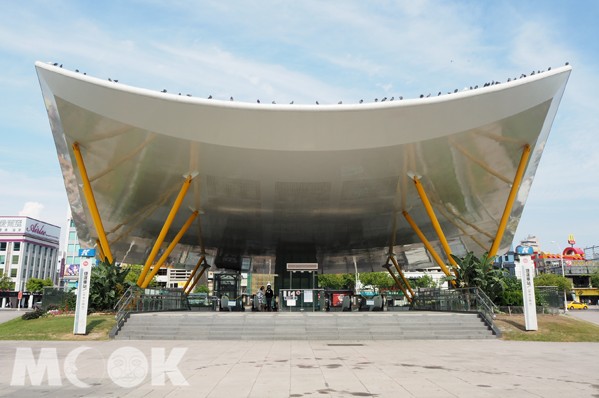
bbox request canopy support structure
[137,174,195,286]
[402,211,456,287]
[382,263,411,303]
[411,176,459,270]
[488,144,531,259]
[185,261,211,295]
[141,210,199,288]
[72,142,114,264]
[183,254,206,293]
[388,255,415,299]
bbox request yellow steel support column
[488,144,531,259]
[389,255,415,298]
[403,211,456,287]
[412,176,458,269]
[141,210,198,288]
[137,175,194,286]
[382,263,411,303]
[72,142,114,264]
[95,239,106,263]
[182,255,206,292]
[186,263,211,294]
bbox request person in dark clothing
[265,283,274,311]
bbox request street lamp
[551,241,568,313]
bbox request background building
[0,216,60,307]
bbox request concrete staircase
[114,311,497,340]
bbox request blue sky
[1,1,598,255]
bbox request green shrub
[21,309,45,320]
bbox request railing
[110,286,190,338]
[411,287,501,336]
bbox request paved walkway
[0,339,597,397]
[566,305,599,326]
[0,309,29,324]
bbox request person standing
[265,283,274,311]
[255,286,265,311]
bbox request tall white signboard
[518,252,538,331]
[73,249,95,335]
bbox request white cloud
[18,201,44,219]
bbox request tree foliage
[408,274,437,289]
[534,273,572,292]
[0,274,15,291]
[317,273,355,290]
[89,261,130,311]
[447,252,507,302]
[359,272,394,292]
[497,275,523,306]
[193,284,210,293]
[123,264,156,287]
[26,277,53,293]
[591,269,599,289]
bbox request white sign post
[73,255,94,335]
[519,255,538,331]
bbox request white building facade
[0,216,60,292]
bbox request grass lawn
[0,314,115,341]
[495,313,599,342]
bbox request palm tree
[445,252,506,303]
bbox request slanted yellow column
[383,263,412,303]
[137,175,194,286]
[182,255,206,292]
[141,210,198,288]
[72,142,113,264]
[389,255,415,298]
[412,176,459,270]
[186,263,211,294]
[488,144,531,259]
[403,211,456,287]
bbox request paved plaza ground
[0,338,598,397]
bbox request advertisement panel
[0,217,60,244]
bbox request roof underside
[35,62,571,273]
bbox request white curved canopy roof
[36,62,570,272]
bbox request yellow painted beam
[95,239,106,263]
[72,142,114,264]
[383,263,411,303]
[389,255,415,298]
[488,144,531,259]
[403,211,456,287]
[137,175,194,286]
[412,177,458,269]
[142,210,198,288]
[186,263,211,295]
[182,255,206,292]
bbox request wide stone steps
[114,311,497,340]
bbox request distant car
[568,301,588,310]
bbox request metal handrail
[411,287,501,336]
[110,286,190,338]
